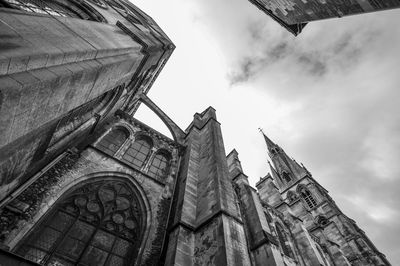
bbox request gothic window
[300,187,317,209]
[16,180,145,265]
[122,136,152,169]
[0,0,106,22]
[148,152,170,179]
[97,128,129,156]
[282,171,292,182]
[275,223,294,258]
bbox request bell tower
[257,131,391,266]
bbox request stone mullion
[114,136,134,160]
[142,147,157,172]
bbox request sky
[131,0,400,263]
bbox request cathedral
[0,0,394,265]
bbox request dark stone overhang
[249,0,307,36]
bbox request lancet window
[0,0,105,21]
[122,136,152,169]
[97,128,129,156]
[300,187,317,209]
[15,179,145,265]
[148,152,170,179]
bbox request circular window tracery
[16,179,146,265]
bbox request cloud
[132,0,400,264]
[186,1,400,263]
[227,24,379,86]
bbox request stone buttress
[164,107,251,266]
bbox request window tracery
[148,152,170,179]
[97,128,129,156]
[16,180,145,265]
[122,136,152,169]
[299,186,317,209]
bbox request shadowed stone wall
[0,0,175,204]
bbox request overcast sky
[132,0,400,263]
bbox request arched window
[0,0,106,22]
[282,171,292,182]
[16,179,145,265]
[122,136,152,169]
[300,187,317,209]
[148,152,170,179]
[275,223,294,258]
[97,128,129,156]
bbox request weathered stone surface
[0,2,391,266]
[249,0,400,35]
[0,1,174,205]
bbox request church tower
[257,132,391,266]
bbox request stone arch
[96,125,131,156]
[297,184,318,209]
[133,132,155,147]
[154,148,172,159]
[147,149,172,180]
[11,172,151,265]
[121,133,153,170]
[138,94,185,143]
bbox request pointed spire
[258,128,277,150]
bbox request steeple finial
[258,128,277,150]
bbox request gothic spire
[259,128,278,152]
[260,129,309,188]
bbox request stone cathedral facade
[0,0,392,266]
